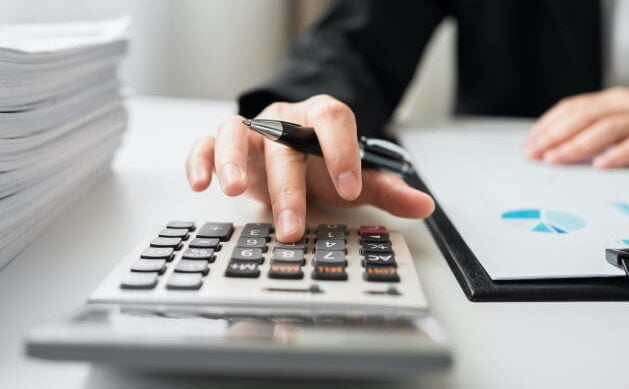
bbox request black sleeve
[238,0,449,137]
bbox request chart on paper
[501,209,586,234]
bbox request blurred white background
[0,0,455,124]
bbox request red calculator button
[359,226,388,235]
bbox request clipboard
[405,164,629,302]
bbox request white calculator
[26,222,451,378]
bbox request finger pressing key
[264,140,307,242]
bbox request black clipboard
[404,170,629,302]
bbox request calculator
[26,222,451,378]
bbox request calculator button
[317,224,347,233]
[236,237,268,251]
[360,241,393,254]
[225,262,260,278]
[197,222,234,241]
[274,237,307,251]
[362,253,396,267]
[167,221,196,231]
[316,229,346,240]
[244,223,274,232]
[150,237,183,250]
[359,226,388,235]
[131,259,167,273]
[360,233,390,243]
[159,228,190,240]
[166,273,204,290]
[241,225,271,240]
[182,248,215,261]
[141,247,174,260]
[312,265,348,281]
[268,264,304,279]
[120,272,159,289]
[313,250,347,266]
[315,239,346,252]
[175,259,209,274]
[231,248,264,263]
[271,249,305,265]
[364,266,400,282]
[189,237,220,249]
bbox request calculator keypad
[119,222,404,292]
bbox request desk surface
[1,96,627,389]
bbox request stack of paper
[0,18,130,267]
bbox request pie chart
[500,209,586,234]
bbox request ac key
[363,253,396,267]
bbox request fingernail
[336,170,361,200]
[219,163,242,188]
[278,209,300,237]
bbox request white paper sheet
[401,122,629,280]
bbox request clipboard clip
[606,248,629,276]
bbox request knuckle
[266,101,290,117]
[308,96,351,122]
[271,186,302,209]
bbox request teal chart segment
[501,209,587,234]
[612,202,629,216]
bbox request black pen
[242,119,415,176]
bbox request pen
[242,118,415,177]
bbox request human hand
[185,94,435,242]
[524,87,629,168]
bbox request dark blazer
[238,0,601,137]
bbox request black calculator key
[182,248,215,261]
[312,265,348,281]
[197,222,234,241]
[120,272,159,289]
[362,253,396,267]
[141,247,174,260]
[313,250,347,266]
[189,237,220,249]
[317,224,347,233]
[158,228,189,240]
[316,229,346,240]
[361,241,393,254]
[231,247,264,263]
[241,224,272,239]
[167,221,196,231]
[271,249,305,265]
[225,262,260,278]
[360,233,390,243]
[315,239,346,252]
[166,273,204,290]
[244,222,274,232]
[364,266,400,282]
[131,259,167,273]
[274,237,307,251]
[150,237,183,250]
[236,237,268,251]
[175,259,209,274]
[268,264,304,279]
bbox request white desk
[1,96,627,389]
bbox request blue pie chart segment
[501,209,586,234]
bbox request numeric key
[313,250,346,266]
[167,221,196,231]
[236,237,268,252]
[231,247,264,263]
[120,272,159,289]
[166,273,204,290]
[150,237,183,250]
[158,228,190,240]
[315,239,346,252]
[271,249,305,265]
[175,259,209,274]
[316,229,346,240]
[131,259,167,273]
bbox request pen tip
[242,119,252,127]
